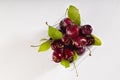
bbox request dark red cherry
[76,47,85,55]
[51,40,64,51]
[86,35,95,46]
[63,48,74,61]
[61,35,71,46]
[81,25,92,35]
[73,36,87,48]
[66,25,79,38]
[52,51,63,63]
[60,18,72,28]
[60,18,72,33]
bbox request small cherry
[81,25,93,35]
[52,51,63,63]
[61,35,71,46]
[60,18,72,33]
[63,48,74,62]
[86,35,95,46]
[66,25,79,38]
[51,40,64,51]
[73,36,87,48]
[76,47,85,55]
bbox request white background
[0,0,120,80]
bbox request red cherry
[66,25,79,38]
[81,25,93,35]
[76,47,85,55]
[73,36,87,48]
[61,35,71,46]
[52,51,63,63]
[86,35,95,46]
[60,18,72,33]
[51,40,64,51]
[63,48,74,61]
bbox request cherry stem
[87,47,92,56]
[31,45,40,47]
[65,8,68,17]
[73,62,78,77]
[40,38,48,41]
[53,23,58,27]
[46,22,50,26]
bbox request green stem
[31,45,40,47]
[40,38,48,41]
[73,62,78,77]
[65,8,68,17]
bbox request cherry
[51,40,64,51]
[81,25,92,35]
[61,35,71,46]
[86,35,95,46]
[73,36,87,48]
[63,48,74,61]
[60,18,72,33]
[52,51,63,63]
[66,25,79,38]
[76,47,85,55]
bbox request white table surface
[0,0,120,80]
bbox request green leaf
[73,51,78,61]
[92,34,102,46]
[38,40,51,52]
[60,59,70,68]
[48,26,63,40]
[68,5,81,25]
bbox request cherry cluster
[51,18,94,63]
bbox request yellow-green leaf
[68,5,81,25]
[38,40,51,52]
[60,59,70,68]
[92,34,102,46]
[73,51,78,61]
[48,26,63,40]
